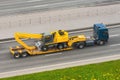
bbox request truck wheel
[22,52,28,57]
[14,53,21,59]
[57,44,64,49]
[78,44,84,49]
[97,40,105,45]
[41,46,48,51]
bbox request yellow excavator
[10,30,86,58]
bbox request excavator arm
[15,32,43,50]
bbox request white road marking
[27,0,43,2]
[0,0,82,14]
[32,4,48,8]
[0,39,28,44]
[45,53,62,56]
[0,40,16,43]
[0,54,120,78]
[110,44,120,47]
[109,34,120,38]
[0,3,47,12]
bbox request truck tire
[41,46,48,51]
[72,42,78,49]
[97,40,105,45]
[78,43,85,49]
[22,52,28,58]
[57,44,64,49]
[14,53,21,59]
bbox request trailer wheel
[57,44,64,49]
[22,52,28,57]
[72,42,78,49]
[41,46,48,51]
[14,53,21,59]
[78,43,84,49]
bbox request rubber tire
[22,52,28,58]
[72,42,78,49]
[57,44,64,49]
[41,46,48,51]
[78,44,84,49]
[97,40,105,45]
[14,53,21,59]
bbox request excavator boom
[15,32,43,50]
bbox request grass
[0,59,120,80]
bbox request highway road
[0,26,120,78]
[0,0,120,16]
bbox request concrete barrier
[0,4,120,29]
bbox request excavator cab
[42,30,68,43]
[42,34,54,43]
[52,30,69,43]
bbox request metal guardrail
[0,23,120,42]
[67,23,120,32]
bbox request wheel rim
[14,53,20,58]
[22,53,27,57]
[100,41,104,45]
[78,45,84,49]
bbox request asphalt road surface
[0,26,120,76]
[0,0,120,16]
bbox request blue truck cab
[93,23,109,45]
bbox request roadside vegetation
[0,60,120,80]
